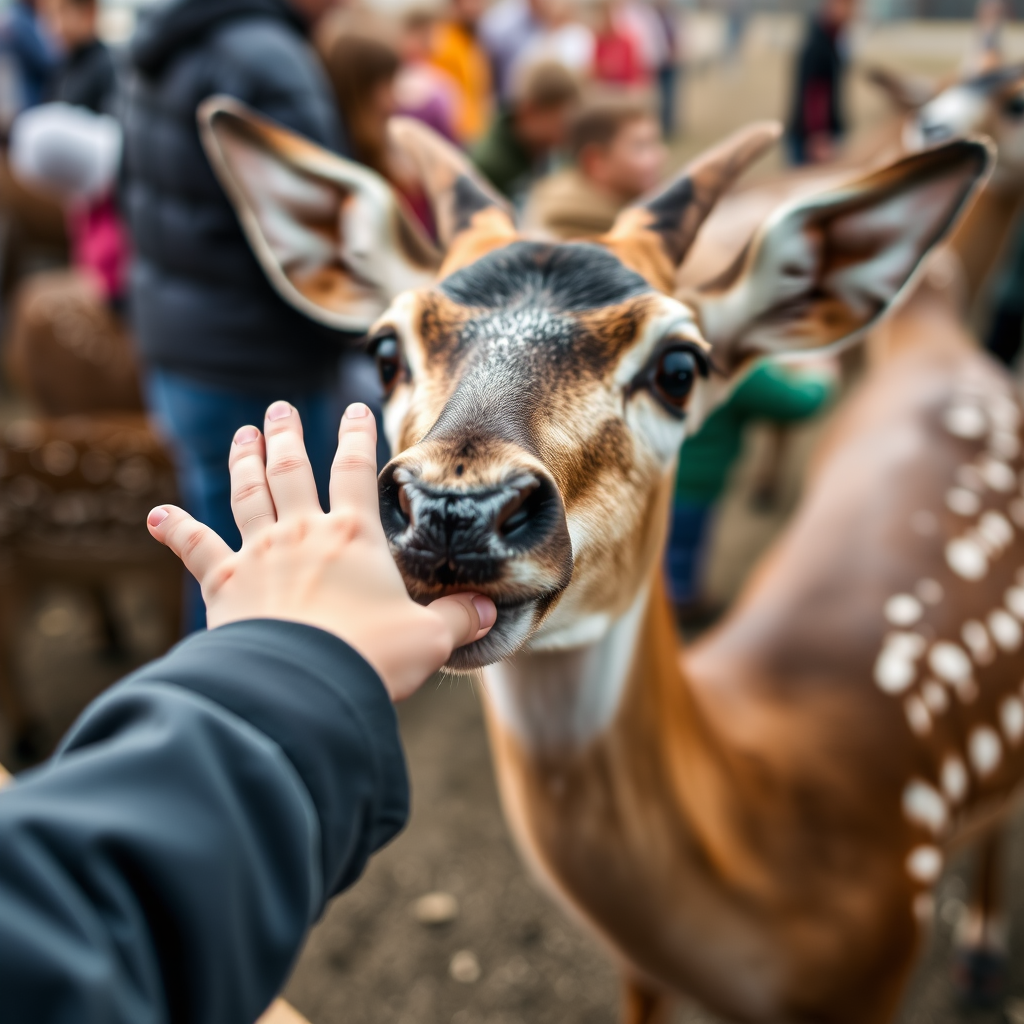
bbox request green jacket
[675,361,834,505]
[471,110,534,203]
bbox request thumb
[428,593,498,651]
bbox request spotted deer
[0,413,180,762]
[201,97,996,1023]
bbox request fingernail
[472,595,497,631]
[345,403,370,420]
[148,507,169,528]
[267,401,292,421]
[234,426,259,445]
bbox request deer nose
[920,119,953,143]
[378,466,561,584]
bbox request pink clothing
[594,30,646,85]
[67,193,129,302]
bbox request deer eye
[643,343,707,417]
[369,332,403,397]
[1004,92,1024,119]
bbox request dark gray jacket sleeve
[0,620,407,1024]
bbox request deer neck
[481,580,655,755]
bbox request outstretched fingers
[229,425,277,542]
[263,401,322,519]
[329,404,381,519]
[148,505,233,588]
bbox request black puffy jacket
[122,0,350,391]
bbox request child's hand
[148,402,496,702]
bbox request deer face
[200,101,990,669]
[900,65,1024,187]
[371,243,706,664]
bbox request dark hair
[513,60,582,112]
[569,95,655,158]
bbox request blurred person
[523,94,665,238]
[395,8,461,145]
[1,402,497,1024]
[965,0,1006,75]
[430,0,493,144]
[650,0,680,137]
[472,58,580,203]
[120,0,350,632]
[0,0,57,135]
[6,103,139,412]
[785,0,857,166]
[479,0,545,99]
[41,0,115,114]
[592,1,646,88]
[317,16,436,236]
[666,360,837,619]
[508,0,594,87]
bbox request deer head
[872,63,1024,188]
[201,99,990,670]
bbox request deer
[200,97,999,1024]
[0,413,181,763]
[673,59,1024,1002]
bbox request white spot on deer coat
[981,457,1016,493]
[962,621,995,665]
[1000,697,1024,745]
[946,537,989,580]
[917,579,944,605]
[905,696,931,736]
[941,755,968,802]
[886,594,924,627]
[989,609,1022,651]
[944,404,987,439]
[906,845,944,884]
[947,488,981,516]
[875,632,927,695]
[978,511,1014,554]
[929,642,973,685]
[923,680,949,714]
[969,725,1003,777]
[1006,587,1024,621]
[902,779,948,835]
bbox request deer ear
[604,121,781,286]
[386,116,517,275]
[198,96,442,333]
[863,65,936,111]
[692,139,993,372]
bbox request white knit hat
[10,102,123,203]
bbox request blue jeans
[664,500,713,605]
[146,369,341,632]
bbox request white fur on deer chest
[483,583,650,751]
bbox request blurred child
[472,59,580,203]
[431,0,493,145]
[395,8,460,145]
[666,360,837,620]
[523,95,665,239]
[41,0,115,114]
[317,15,437,236]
